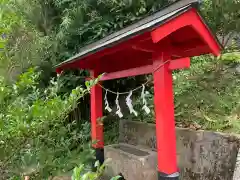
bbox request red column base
[118,173,126,180]
[158,171,179,180]
[95,148,104,165]
[92,148,104,171]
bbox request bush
[0,68,100,179]
[72,161,121,180]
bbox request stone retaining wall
[115,120,240,180]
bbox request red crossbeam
[169,57,190,70]
[100,57,190,81]
[100,65,153,81]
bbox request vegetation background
[0,0,239,179]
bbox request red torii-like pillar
[56,0,222,179]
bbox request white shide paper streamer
[104,90,112,112]
[141,84,150,114]
[126,91,138,117]
[115,93,123,118]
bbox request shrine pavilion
[56,0,222,179]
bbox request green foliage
[172,55,240,132]
[221,52,240,63]
[54,0,171,54]
[72,161,105,180]
[0,0,175,80]
[201,0,240,47]
[0,68,100,179]
[0,0,23,49]
[72,160,121,180]
[0,0,58,80]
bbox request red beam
[169,57,190,70]
[100,64,153,81]
[131,39,158,53]
[99,57,190,81]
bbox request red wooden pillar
[153,54,179,180]
[90,70,104,166]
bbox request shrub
[0,68,100,179]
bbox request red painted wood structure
[56,0,222,179]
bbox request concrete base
[118,120,240,180]
[104,143,157,180]
[50,120,240,180]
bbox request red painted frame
[151,8,220,56]
[56,7,222,178]
[90,70,104,149]
[153,53,178,174]
[100,57,190,81]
